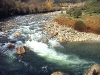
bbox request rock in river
[16,46,30,55]
[42,38,48,43]
[7,44,15,49]
[14,31,21,37]
[51,71,69,75]
[83,64,100,75]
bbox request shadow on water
[0,51,74,75]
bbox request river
[0,12,100,75]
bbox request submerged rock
[51,71,69,75]
[7,44,15,49]
[83,64,100,75]
[42,38,48,43]
[16,46,30,55]
[9,40,16,43]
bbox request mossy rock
[74,21,87,32]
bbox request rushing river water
[0,12,100,75]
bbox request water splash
[25,40,92,66]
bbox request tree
[45,0,53,9]
[67,7,82,18]
[83,0,100,14]
[0,0,16,18]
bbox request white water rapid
[0,12,95,75]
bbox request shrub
[66,7,82,18]
[66,7,75,17]
[83,0,100,14]
[74,21,87,32]
[73,8,82,18]
[96,27,100,33]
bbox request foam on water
[49,39,64,48]
[0,42,16,60]
[0,12,95,74]
[25,40,92,66]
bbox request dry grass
[54,17,77,27]
[83,15,100,29]
[54,13,100,34]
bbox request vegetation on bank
[54,0,100,34]
[0,0,61,19]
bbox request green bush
[73,8,82,18]
[74,21,87,32]
[83,0,100,14]
[66,7,75,17]
[67,7,82,18]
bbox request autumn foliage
[45,1,53,9]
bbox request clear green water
[0,13,100,75]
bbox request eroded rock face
[83,64,100,75]
[51,71,69,75]
[16,46,30,55]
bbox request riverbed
[0,12,100,75]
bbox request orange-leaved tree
[45,0,53,9]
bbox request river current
[0,12,100,75]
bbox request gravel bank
[43,19,100,42]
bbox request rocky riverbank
[43,19,100,42]
[51,64,100,75]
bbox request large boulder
[83,64,100,75]
[16,46,30,55]
[14,31,21,37]
[51,71,69,75]
[23,46,30,52]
